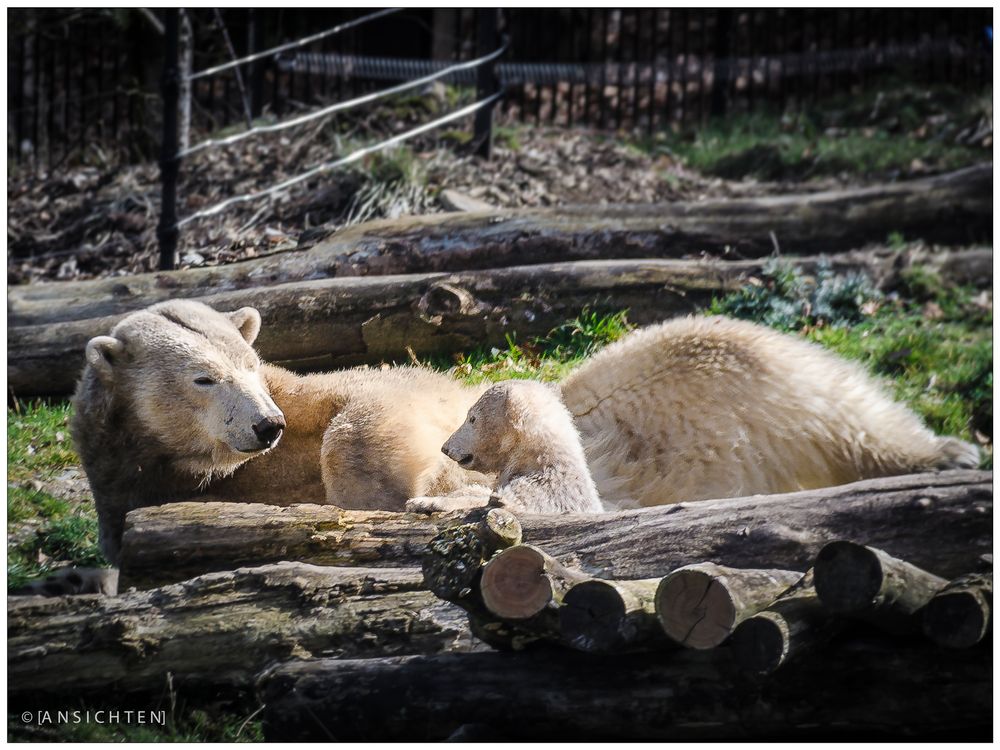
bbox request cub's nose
[252,415,286,447]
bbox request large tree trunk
[8,563,473,699]
[7,245,992,397]
[258,637,992,741]
[7,163,991,327]
[118,471,991,590]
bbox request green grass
[7,399,106,589]
[636,81,991,181]
[425,307,634,385]
[7,400,77,483]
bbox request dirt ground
[7,117,836,284]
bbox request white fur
[561,315,979,508]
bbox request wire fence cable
[187,8,401,82]
[176,90,503,228]
[179,39,509,158]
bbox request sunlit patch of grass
[7,399,78,483]
[426,307,636,385]
[7,398,106,588]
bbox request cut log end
[922,588,991,649]
[656,569,737,649]
[814,540,884,613]
[559,580,630,652]
[480,546,552,620]
[731,612,791,675]
[482,508,523,550]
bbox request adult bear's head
[75,300,286,483]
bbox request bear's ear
[226,307,261,345]
[85,336,125,385]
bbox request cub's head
[442,380,564,473]
[79,300,285,480]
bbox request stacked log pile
[9,471,991,740]
[262,511,992,741]
[6,163,992,396]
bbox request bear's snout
[252,414,286,448]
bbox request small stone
[439,189,493,213]
[181,252,206,267]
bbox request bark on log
[8,563,473,698]
[730,569,843,675]
[655,563,802,649]
[921,572,993,649]
[558,578,667,653]
[480,544,591,620]
[814,541,948,633]
[259,636,992,741]
[9,163,991,326]
[119,471,991,590]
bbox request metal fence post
[710,9,733,118]
[157,8,180,271]
[247,9,265,118]
[474,8,500,159]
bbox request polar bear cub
[407,380,604,514]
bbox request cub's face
[83,301,285,479]
[442,384,513,474]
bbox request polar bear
[561,315,979,508]
[410,315,981,515]
[69,301,977,569]
[408,380,604,515]
[71,299,489,565]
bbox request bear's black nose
[252,415,286,447]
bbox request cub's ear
[85,336,125,385]
[226,307,261,345]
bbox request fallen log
[921,572,993,649]
[8,562,473,698]
[4,257,752,397]
[814,541,947,633]
[480,544,590,620]
[730,569,843,675]
[9,163,991,326]
[259,636,992,741]
[558,578,666,653]
[655,563,802,649]
[10,244,993,397]
[119,471,992,590]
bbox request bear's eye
[194,376,216,386]
[468,415,476,424]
